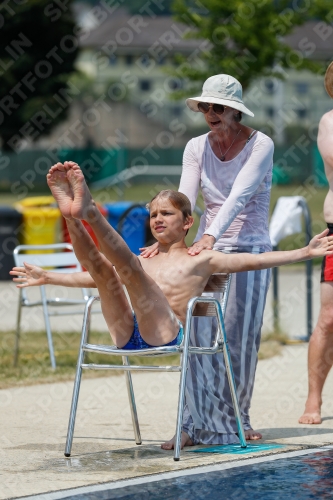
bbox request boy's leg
[46,166,134,346]
[67,219,136,347]
[47,162,180,347]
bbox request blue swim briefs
[121,314,183,350]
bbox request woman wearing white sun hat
[142,74,274,448]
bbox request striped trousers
[183,250,271,445]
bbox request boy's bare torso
[318,110,333,223]
[139,248,213,324]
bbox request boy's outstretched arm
[208,229,333,274]
[10,263,97,288]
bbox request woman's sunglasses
[197,102,226,114]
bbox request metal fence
[0,143,327,193]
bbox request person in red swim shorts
[299,62,333,425]
[321,224,333,282]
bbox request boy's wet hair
[147,190,192,219]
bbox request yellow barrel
[15,196,61,252]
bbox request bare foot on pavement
[245,429,262,440]
[161,431,194,450]
[299,406,322,424]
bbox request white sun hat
[186,74,254,117]
[324,61,333,98]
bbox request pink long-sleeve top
[179,131,274,251]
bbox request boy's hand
[10,263,46,288]
[308,228,333,257]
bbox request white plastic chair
[64,273,247,461]
[13,243,92,369]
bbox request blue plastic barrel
[104,202,150,254]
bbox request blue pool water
[62,448,333,500]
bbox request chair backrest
[13,243,86,302]
[193,273,231,317]
[13,243,82,272]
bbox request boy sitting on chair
[11,161,333,446]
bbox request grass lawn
[0,329,181,389]
[0,327,284,389]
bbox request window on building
[139,54,151,68]
[125,55,133,66]
[140,79,151,91]
[109,55,117,65]
[172,106,182,117]
[264,79,276,94]
[296,108,307,119]
[295,82,308,94]
[266,106,275,118]
[168,78,183,91]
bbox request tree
[0,0,79,151]
[171,0,333,93]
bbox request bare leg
[48,162,180,347]
[67,219,136,346]
[47,164,134,346]
[161,432,194,450]
[299,282,333,424]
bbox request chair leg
[217,305,247,448]
[13,289,22,367]
[122,356,142,445]
[64,356,84,457]
[174,319,192,461]
[40,285,56,369]
[64,297,94,457]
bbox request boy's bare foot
[47,163,74,219]
[63,162,96,221]
[245,429,262,440]
[161,431,194,450]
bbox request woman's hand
[10,262,46,287]
[139,241,159,258]
[188,235,216,256]
[308,228,333,258]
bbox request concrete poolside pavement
[1,343,333,500]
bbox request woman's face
[201,103,236,132]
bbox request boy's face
[149,198,192,243]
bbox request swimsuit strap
[246,130,257,143]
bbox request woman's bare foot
[245,429,262,440]
[47,163,74,219]
[161,431,194,450]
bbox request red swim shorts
[321,223,333,282]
